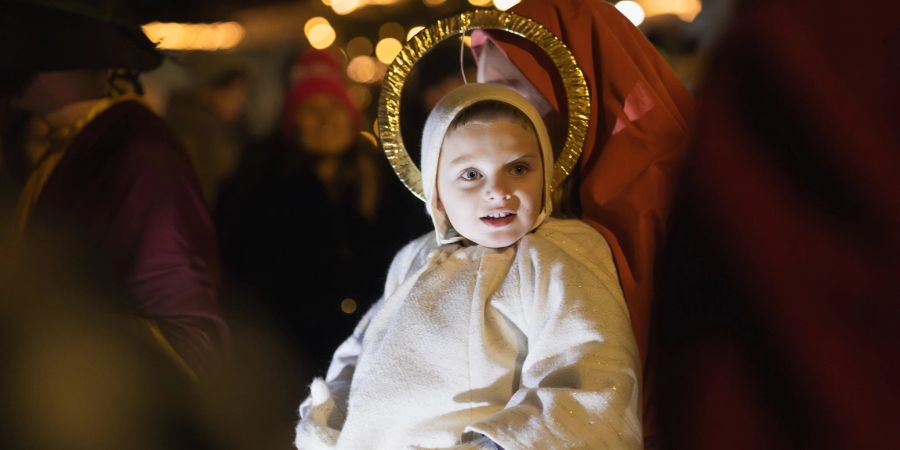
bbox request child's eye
[510,164,529,176]
[460,169,482,181]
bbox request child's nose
[485,179,513,201]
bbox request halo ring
[377,9,590,200]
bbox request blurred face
[294,94,354,156]
[209,79,249,123]
[437,118,544,248]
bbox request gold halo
[377,9,590,201]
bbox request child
[295,83,642,449]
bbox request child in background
[296,83,642,449]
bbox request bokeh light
[423,0,447,6]
[303,16,328,36]
[493,0,521,10]
[375,37,403,64]
[142,22,245,51]
[347,36,374,58]
[340,298,358,314]
[641,0,703,21]
[467,0,493,7]
[615,1,646,26]
[331,0,361,15]
[307,22,337,49]
[347,55,385,83]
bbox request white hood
[420,83,555,245]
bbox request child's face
[437,118,544,248]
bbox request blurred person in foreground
[651,0,900,449]
[0,0,227,377]
[0,243,221,450]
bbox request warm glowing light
[144,22,184,47]
[304,16,328,36]
[615,1,645,26]
[219,22,244,48]
[467,0,493,7]
[406,26,425,41]
[375,37,402,64]
[378,22,405,40]
[142,21,245,51]
[331,0,361,15]
[423,0,446,6]
[347,55,385,83]
[307,22,336,49]
[493,0,520,10]
[321,0,332,5]
[347,36,373,58]
[340,298,358,314]
[640,0,702,21]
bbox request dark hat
[0,0,163,72]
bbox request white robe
[296,218,643,449]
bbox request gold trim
[377,9,590,200]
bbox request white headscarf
[420,83,555,245]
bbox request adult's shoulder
[85,100,194,176]
[83,100,186,156]
[92,100,176,139]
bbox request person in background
[166,65,250,208]
[0,0,228,377]
[216,49,426,380]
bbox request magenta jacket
[26,100,228,374]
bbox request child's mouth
[480,211,516,227]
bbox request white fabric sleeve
[465,231,643,450]
[294,236,429,449]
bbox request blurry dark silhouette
[0,0,227,378]
[651,1,900,450]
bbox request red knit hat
[281,50,360,138]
